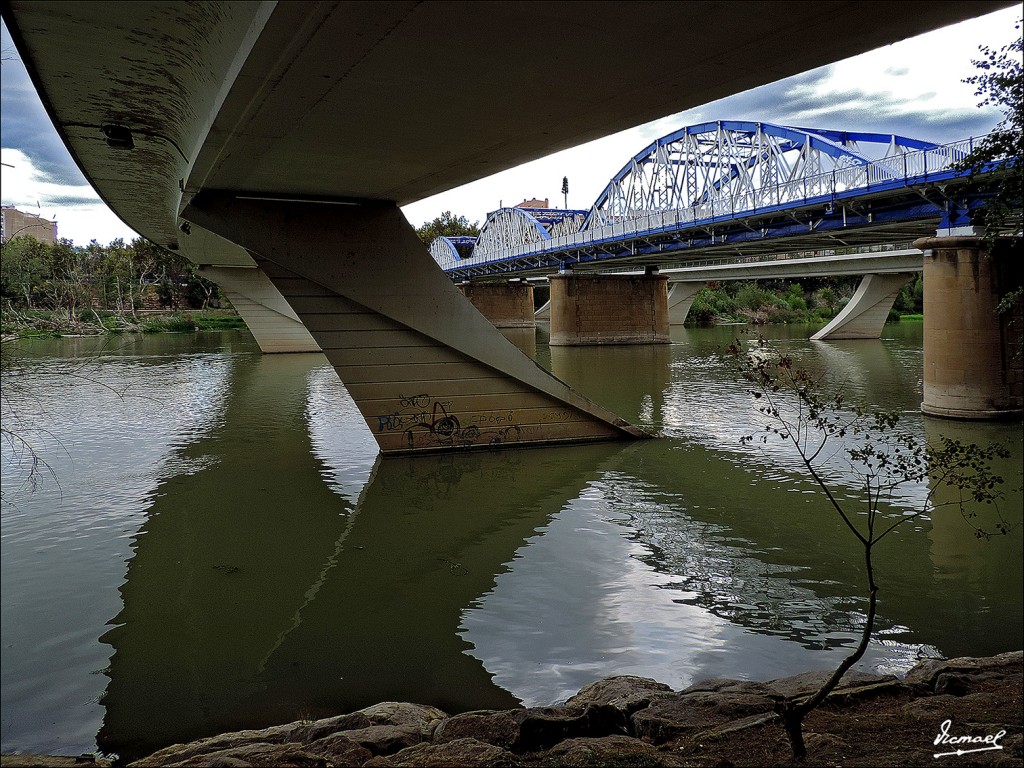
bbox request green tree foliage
[414,211,480,246]
[0,236,50,307]
[1,235,222,326]
[957,19,1023,237]
[955,19,1023,340]
[785,282,807,313]
[44,239,91,321]
[686,278,861,325]
[894,276,924,315]
[728,337,1011,761]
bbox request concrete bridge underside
[184,195,644,452]
[4,0,1015,452]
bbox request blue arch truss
[432,120,995,278]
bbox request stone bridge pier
[457,281,535,329]
[915,235,1022,420]
[549,273,670,346]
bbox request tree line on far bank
[686,276,923,325]
[0,235,234,335]
[1,224,926,338]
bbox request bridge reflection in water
[96,349,630,760]
[91,329,1021,762]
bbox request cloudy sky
[1,6,1019,245]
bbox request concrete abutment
[811,273,914,341]
[666,281,705,326]
[201,265,320,353]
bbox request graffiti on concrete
[372,394,533,449]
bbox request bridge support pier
[182,194,646,453]
[201,265,320,353]
[549,273,670,346]
[810,273,914,341]
[458,281,535,328]
[915,235,1022,420]
[667,282,706,325]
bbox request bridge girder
[10,0,1006,261]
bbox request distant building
[514,198,549,209]
[1,206,58,244]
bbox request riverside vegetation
[0,235,243,337]
[687,276,921,325]
[2,232,927,339]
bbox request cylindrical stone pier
[549,273,670,346]
[915,235,1022,420]
[458,281,535,328]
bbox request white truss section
[473,208,550,262]
[466,208,586,263]
[547,212,586,238]
[429,237,460,270]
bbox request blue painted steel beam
[584,121,955,226]
[789,128,940,151]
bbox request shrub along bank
[685,275,923,325]
[1,235,238,338]
[2,255,927,339]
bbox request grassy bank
[0,308,247,338]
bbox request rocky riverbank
[4,651,1020,767]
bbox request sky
[1,6,1019,246]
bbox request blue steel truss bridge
[432,121,999,281]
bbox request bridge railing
[443,135,982,272]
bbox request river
[1,322,1021,762]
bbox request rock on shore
[3,652,1020,767]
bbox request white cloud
[1,148,139,245]
[401,126,647,228]
[817,14,998,113]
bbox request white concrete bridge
[659,245,922,340]
[530,244,924,340]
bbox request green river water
[1,322,1020,762]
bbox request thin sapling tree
[727,336,1012,761]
